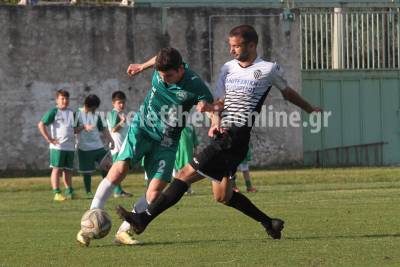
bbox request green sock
[53,188,61,194]
[65,187,74,195]
[245,180,252,189]
[83,174,92,193]
[114,185,123,194]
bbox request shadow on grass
[286,233,400,241]
[84,233,400,248]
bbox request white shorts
[238,162,249,172]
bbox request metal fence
[301,9,400,70]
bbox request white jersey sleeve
[270,63,289,91]
[214,64,229,100]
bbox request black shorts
[190,129,250,182]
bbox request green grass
[1,167,400,266]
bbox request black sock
[226,191,272,226]
[144,179,188,221]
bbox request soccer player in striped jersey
[117,25,321,240]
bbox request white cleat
[113,231,143,246]
[76,230,91,247]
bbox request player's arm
[271,63,321,113]
[97,118,115,149]
[127,56,157,77]
[110,113,126,133]
[101,128,115,150]
[281,87,321,114]
[196,99,224,113]
[38,121,59,145]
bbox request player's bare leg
[51,168,62,192]
[62,169,74,199]
[51,168,65,201]
[211,176,233,204]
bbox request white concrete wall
[0,6,302,170]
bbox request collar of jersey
[234,57,262,68]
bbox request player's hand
[127,64,143,77]
[196,101,208,112]
[196,101,217,113]
[208,125,220,137]
[48,138,59,145]
[109,140,115,150]
[118,113,126,123]
[83,124,94,132]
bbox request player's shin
[90,178,116,209]
[226,191,272,227]
[145,179,188,219]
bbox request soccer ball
[80,209,112,239]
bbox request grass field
[1,167,400,266]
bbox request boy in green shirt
[38,89,75,201]
[75,94,114,198]
[107,91,132,198]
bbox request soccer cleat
[86,192,94,199]
[54,193,66,201]
[262,218,285,240]
[113,231,143,246]
[114,191,133,199]
[246,187,258,193]
[76,230,91,246]
[116,205,147,235]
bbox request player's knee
[213,193,229,204]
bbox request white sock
[90,179,115,210]
[117,221,132,234]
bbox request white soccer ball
[80,209,112,239]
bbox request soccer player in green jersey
[38,89,75,201]
[77,47,214,246]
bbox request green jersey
[41,107,75,151]
[174,125,199,170]
[137,64,213,147]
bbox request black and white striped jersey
[215,57,288,130]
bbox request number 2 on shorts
[157,160,166,174]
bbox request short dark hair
[56,89,70,98]
[84,94,101,109]
[155,47,183,71]
[229,25,258,45]
[112,91,126,102]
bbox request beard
[233,50,250,62]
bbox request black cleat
[115,205,147,235]
[262,218,285,240]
